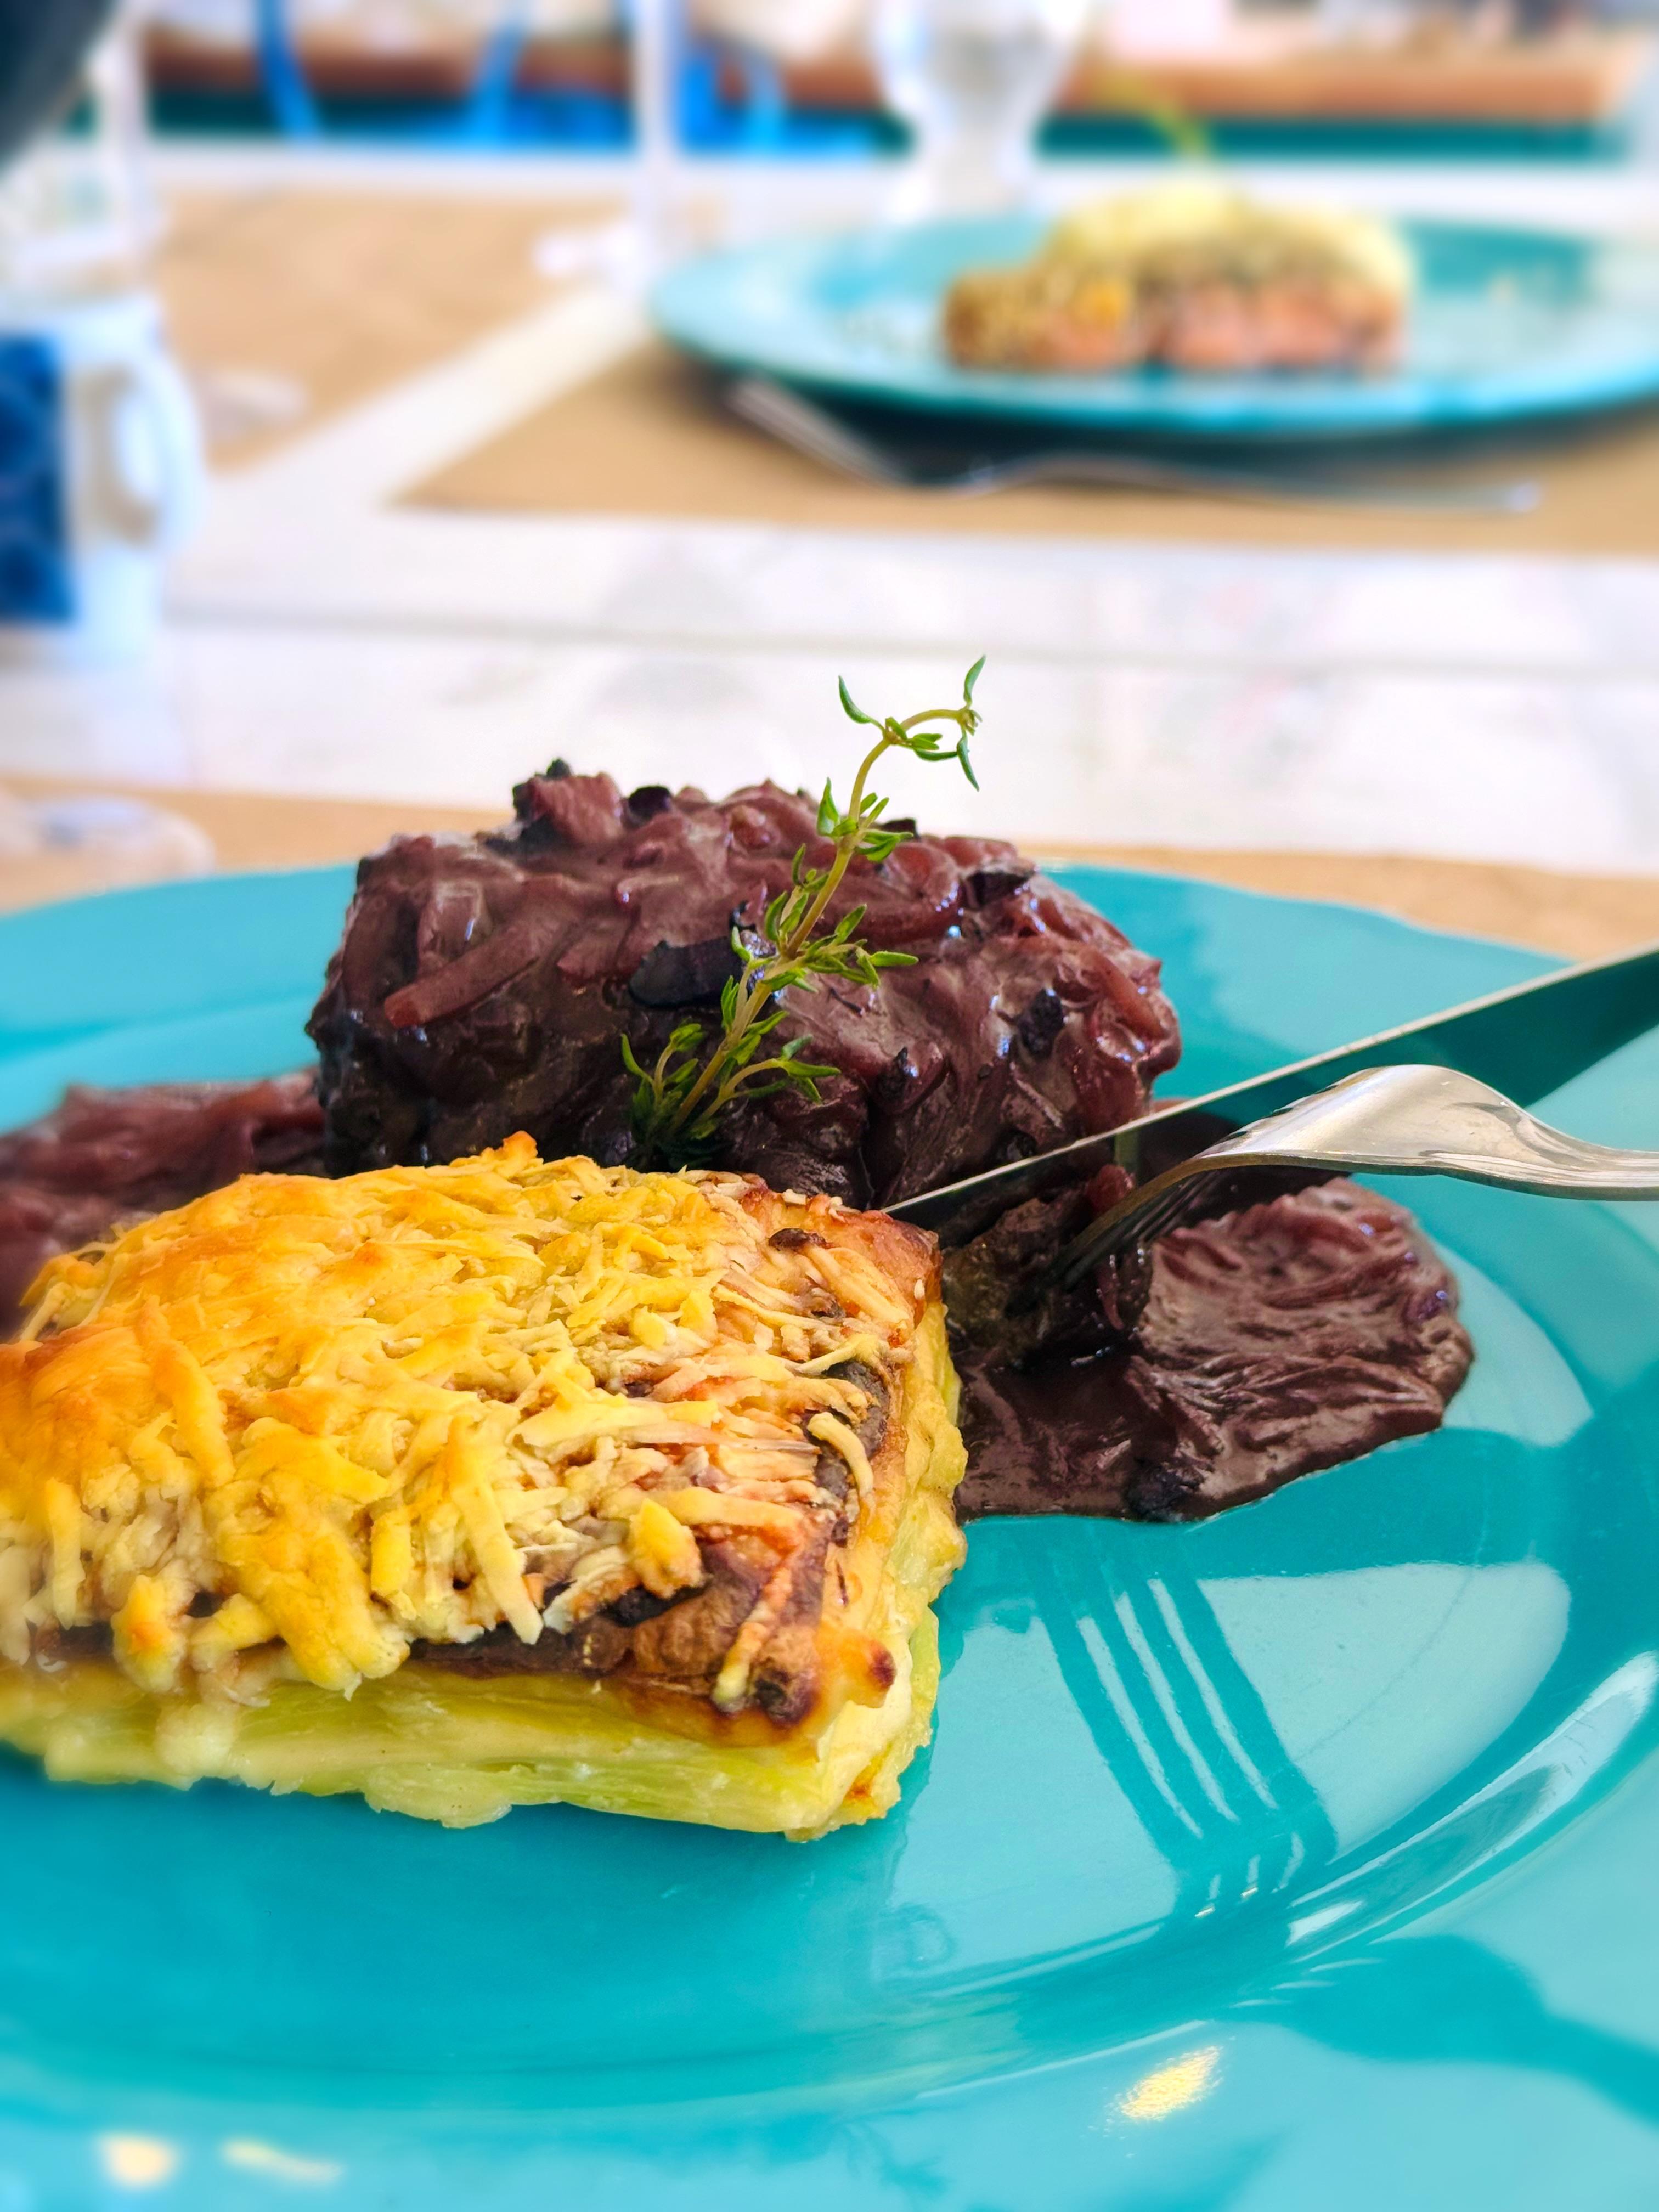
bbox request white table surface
[7,143,1659,874]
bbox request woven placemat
[409,337,1659,559]
[6,781,1656,958]
[156,188,618,466]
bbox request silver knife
[890,935,1659,1239]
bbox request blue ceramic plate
[652,215,1659,441]
[6,866,1659,2210]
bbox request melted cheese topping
[0,1136,926,1713]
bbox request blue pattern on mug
[0,337,73,623]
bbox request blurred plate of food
[653,183,1659,443]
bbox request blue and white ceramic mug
[0,286,201,659]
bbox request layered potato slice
[0,1137,966,1835]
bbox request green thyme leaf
[838,676,876,728]
[626,659,988,1170]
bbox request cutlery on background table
[727,372,1544,517]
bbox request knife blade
[890,934,1659,1240]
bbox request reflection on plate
[5,865,1659,2209]
[653,215,1659,441]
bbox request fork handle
[1221,1064,1659,1197]
[966,452,1540,517]
[1053,1065,1659,1289]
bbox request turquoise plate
[652,215,1659,441]
[5,865,1659,2209]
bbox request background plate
[6,866,1659,2210]
[652,216,1659,442]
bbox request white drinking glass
[872,0,1091,218]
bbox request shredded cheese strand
[0,1138,926,1713]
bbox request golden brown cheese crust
[0,1138,954,1755]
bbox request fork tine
[1050,1057,1659,1299]
[1136,1183,1207,1243]
[1055,1175,1202,1285]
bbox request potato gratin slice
[0,1137,966,1835]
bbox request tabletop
[8,777,1658,963]
[5,147,1659,889]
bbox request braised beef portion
[0,1075,325,1335]
[306,771,1181,1205]
[943,1163,1149,1369]
[955,1180,1471,1522]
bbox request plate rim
[8,863,1659,2210]
[650,211,1659,442]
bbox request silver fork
[726,373,1542,516]
[1051,1062,1659,1291]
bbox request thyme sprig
[625,657,985,1171]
